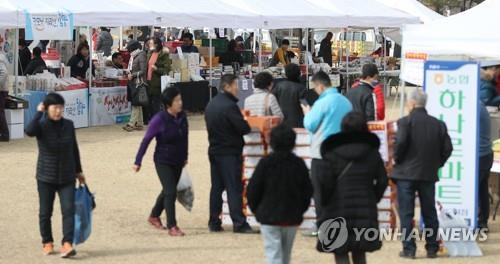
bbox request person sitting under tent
[24,47,47,76]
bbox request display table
[89,86,131,126]
[22,89,89,129]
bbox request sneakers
[148,216,166,230]
[168,226,185,236]
[427,251,438,259]
[42,243,54,256]
[60,242,76,258]
[123,123,143,132]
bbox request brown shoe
[42,243,54,256]
[60,242,76,258]
[135,125,144,131]
[148,216,165,230]
[168,226,185,236]
[122,124,135,132]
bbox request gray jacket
[130,51,147,81]
[97,31,113,56]
[0,53,8,92]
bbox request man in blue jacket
[302,71,352,228]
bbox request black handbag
[131,74,149,107]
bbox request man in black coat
[346,63,379,121]
[318,32,333,66]
[273,63,307,128]
[205,74,255,234]
[392,89,453,259]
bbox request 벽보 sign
[25,12,74,41]
[424,61,479,229]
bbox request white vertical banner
[58,89,89,128]
[424,61,479,229]
[25,12,74,40]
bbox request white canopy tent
[119,0,259,28]
[306,0,421,28]
[401,0,500,86]
[374,0,442,43]
[0,0,155,27]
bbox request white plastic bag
[177,168,194,212]
[177,168,192,191]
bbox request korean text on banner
[424,61,479,229]
[25,12,74,41]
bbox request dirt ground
[1,112,499,264]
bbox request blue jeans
[396,180,439,254]
[260,225,297,264]
[37,180,75,244]
[208,155,248,230]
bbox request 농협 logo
[434,74,444,85]
[318,217,348,252]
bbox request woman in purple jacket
[133,87,188,236]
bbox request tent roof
[305,0,420,28]
[375,0,442,24]
[0,0,420,29]
[401,0,500,85]
[403,0,500,59]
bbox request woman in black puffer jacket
[317,112,388,264]
[25,93,85,258]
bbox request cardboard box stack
[368,121,397,229]
[221,115,281,228]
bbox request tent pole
[14,11,19,95]
[89,26,93,89]
[119,26,123,50]
[305,28,309,90]
[399,80,405,117]
[382,29,387,97]
[346,27,350,92]
[209,31,213,99]
[258,29,262,71]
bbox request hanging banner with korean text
[424,61,479,229]
[25,12,74,40]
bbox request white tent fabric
[119,0,259,28]
[305,0,420,28]
[375,0,442,24]
[374,0,442,43]
[401,0,500,85]
[0,0,155,27]
[219,0,345,29]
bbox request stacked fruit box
[221,116,281,227]
[368,121,397,230]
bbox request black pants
[396,180,439,254]
[148,94,163,120]
[311,158,328,223]
[479,152,494,227]
[0,91,9,140]
[335,251,366,264]
[208,155,248,230]
[151,163,183,229]
[37,180,75,244]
